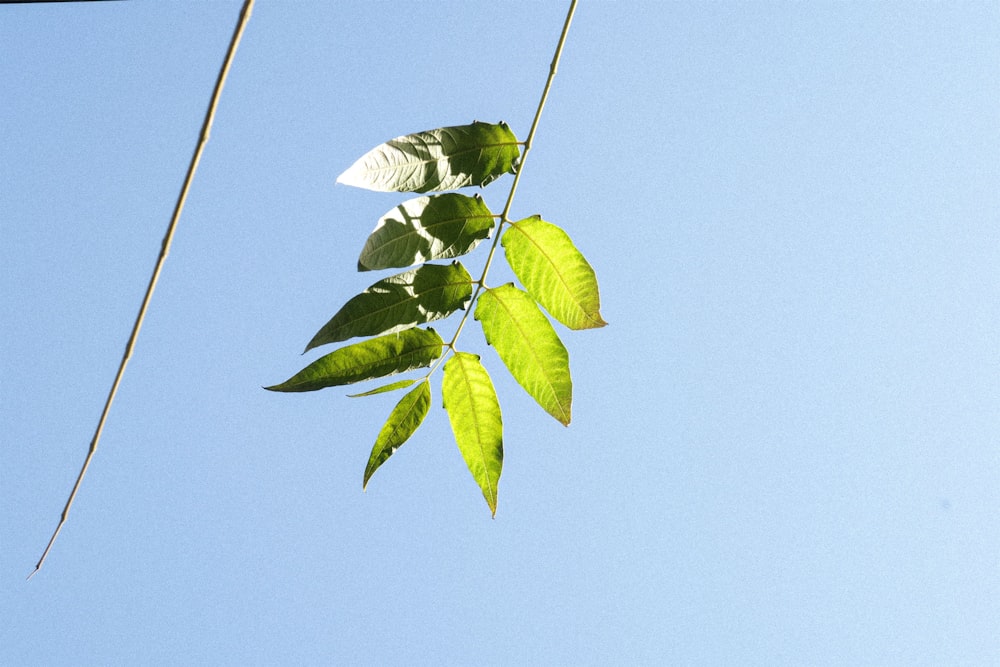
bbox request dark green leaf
[306,262,472,352]
[475,284,572,425]
[363,380,431,490]
[265,328,443,393]
[347,379,416,398]
[336,121,520,193]
[502,216,607,330]
[358,194,496,271]
[442,352,503,516]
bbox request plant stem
[28,0,255,579]
[445,0,577,354]
[500,0,577,221]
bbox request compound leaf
[359,193,496,271]
[502,216,607,330]
[442,352,503,516]
[363,380,431,490]
[336,121,520,193]
[306,262,472,352]
[475,284,572,425]
[266,328,443,392]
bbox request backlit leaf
[442,352,503,516]
[347,379,416,398]
[363,380,431,489]
[265,328,443,392]
[306,262,472,352]
[336,121,520,193]
[502,216,607,330]
[475,284,572,425]
[358,194,496,271]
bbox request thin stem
[501,0,577,221]
[28,0,255,579]
[446,0,577,354]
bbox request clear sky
[3,1,998,664]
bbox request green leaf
[306,262,472,352]
[265,328,443,393]
[502,216,607,330]
[336,121,520,193]
[475,284,572,425]
[358,194,496,271]
[442,352,503,516]
[347,379,416,398]
[363,380,431,490]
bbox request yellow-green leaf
[475,284,572,425]
[502,216,606,330]
[347,379,416,398]
[442,352,503,516]
[363,380,431,489]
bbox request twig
[29,0,255,579]
[444,0,578,353]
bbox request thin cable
[29,0,255,579]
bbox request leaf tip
[335,162,359,185]
[302,331,326,354]
[336,166,368,191]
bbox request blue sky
[3,1,998,664]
